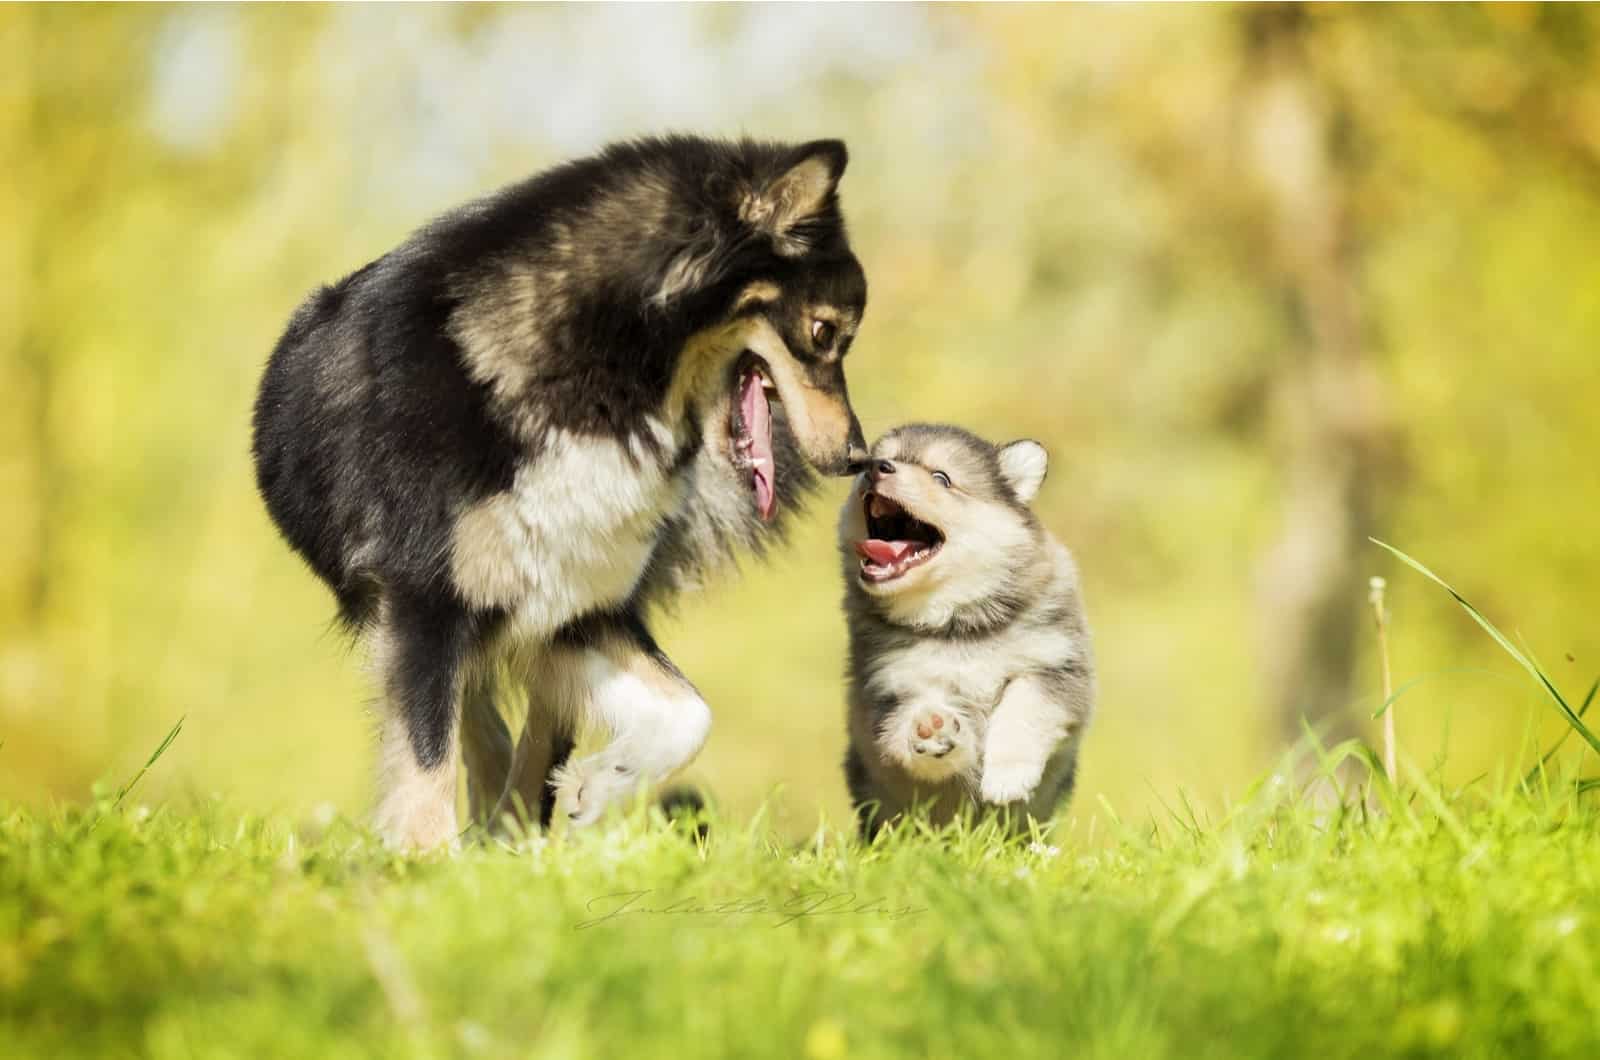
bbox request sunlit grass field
[5,763,1600,1060]
[4,556,1598,1059]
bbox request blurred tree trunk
[1240,6,1394,747]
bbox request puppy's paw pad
[908,708,961,759]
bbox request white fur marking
[450,431,681,639]
[553,649,712,827]
[979,678,1068,805]
[373,710,460,852]
[864,625,1079,712]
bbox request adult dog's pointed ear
[743,140,848,249]
[770,139,847,228]
[997,440,1048,504]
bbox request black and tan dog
[253,136,868,849]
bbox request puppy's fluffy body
[838,425,1094,835]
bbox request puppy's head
[838,425,1048,631]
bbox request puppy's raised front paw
[910,708,960,760]
[885,705,975,782]
[979,758,1042,806]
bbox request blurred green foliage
[1,4,1596,832]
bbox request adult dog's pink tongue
[740,372,775,521]
[855,539,914,565]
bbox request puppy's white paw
[552,753,638,827]
[884,705,976,783]
[979,757,1043,806]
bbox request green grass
[4,550,1597,1059]
[4,771,1600,1060]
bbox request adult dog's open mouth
[855,493,944,583]
[731,354,778,521]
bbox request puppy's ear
[744,140,848,240]
[997,440,1048,504]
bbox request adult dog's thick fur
[253,136,869,849]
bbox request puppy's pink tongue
[740,372,775,521]
[855,539,914,565]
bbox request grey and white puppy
[837,424,1095,837]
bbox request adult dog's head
[650,137,870,521]
[447,135,870,524]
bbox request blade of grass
[1369,576,1397,783]
[1371,540,1600,757]
[1522,677,1598,789]
[110,715,185,812]
[1297,716,1388,803]
[1175,787,1206,835]
[1144,780,1201,840]
[1401,759,1474,850]
[1371,667,1523,720]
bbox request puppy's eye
[931,471,952,489]
[811,319,837,350]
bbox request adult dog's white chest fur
[449,425,685,639]
[865,622,1079,715]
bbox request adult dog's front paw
[552,753,638,827]
[979,757,1043,806]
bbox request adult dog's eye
[811,319,837,350]
[932,471,952,488]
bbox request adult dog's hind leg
[371,592,474,851]
[549,614,711,827]
[460,668,514,827]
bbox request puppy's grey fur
[837,425,1095,837]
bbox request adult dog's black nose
[842,417,870,475]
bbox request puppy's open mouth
[854,493,944,584]
[731,354,779,521]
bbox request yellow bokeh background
[2,5,1596,835]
